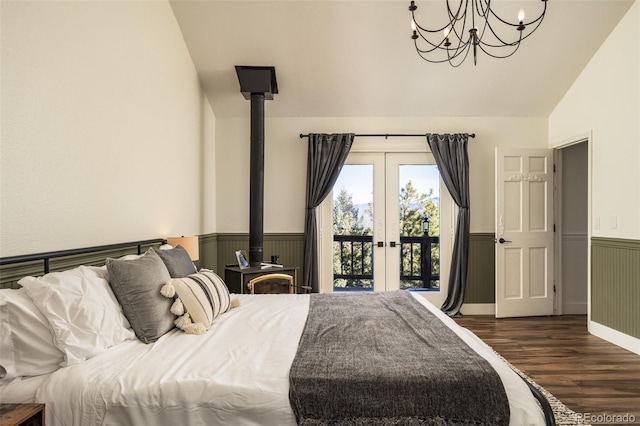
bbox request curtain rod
[298,133,475,139]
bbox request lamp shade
[167,235,199,261]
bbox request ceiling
[169,0,634,118]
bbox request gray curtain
[427,133,470,317]
[303,133,354,293]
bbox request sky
[333,164,440,205]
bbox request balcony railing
[333,234,439,289]
[333,235,373,282]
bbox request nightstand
[0,404,45,426]
[224,265,299,294]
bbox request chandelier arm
[487,0,546,28]
[480,15,544,48]
[413,7,471,56]
[415,33,470,58]
[445,41,471,61]
[516,17,546,42]
[445,7,471,48]
[436,18,473,60]
[473,0,491,19]
[451,27,474,56]
[478,8,544,48]
[447,41,473,67]
[412,6,459,34]
[412,16,450,34]
[479,18,523,48]
[477,40,522,59]
[414,27,454,52]
[446,0,469,24]
[415,41,448,54]
[415,30,473,63]
[415,42,470,64]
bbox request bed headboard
[0,238,165,289]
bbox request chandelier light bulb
[411,19,417,31]
[443,27,450,38]
[518,9,525,22]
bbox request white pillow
[0,288,64,380]
[19,266,135,366]
[0,294,17,381]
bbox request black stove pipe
[249,93,265,267]
[235,66,277,268]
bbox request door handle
[377,241,385,247]
[497,238,512,244]
[389,241,397,248]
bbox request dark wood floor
[455,315,640,423]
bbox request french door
[319,152,452,306]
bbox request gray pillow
[153,245,197,278]
[106,249,175,344]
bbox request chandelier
[409,0,548,67]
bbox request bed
[0,240,554,426]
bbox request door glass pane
[332,165,373,292]
[398,165,440,290]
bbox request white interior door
[495,147,555,318]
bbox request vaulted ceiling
[170,0,634,118]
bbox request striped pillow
[160,270,233,335]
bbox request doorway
[319,152,453,306]
[556,141,589,315]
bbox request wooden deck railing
[333,234,439,289]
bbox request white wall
[202,101,217,234]
[0,1,216,256]
[215,116,548,233]
[549,1,639,351]
[549,1,640,240]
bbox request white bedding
[0,374,50,404]
[25,293,544,426]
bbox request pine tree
[333,187,363,235]
[332,187,372,288]
[331,181,440,290]
[398,180,440,289]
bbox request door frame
[552,132,592,319]
[317,136,453,304]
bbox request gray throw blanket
[289,291,510,426]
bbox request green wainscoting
[198,233,218,272]
[0,235,303,289]
[211,232,495,299]
[591,237,640,339]
[1,233,496,299]
[465,233,496,304]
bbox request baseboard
[589,320,640,355]
[561,302,587,315]
[460,303,495,315]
